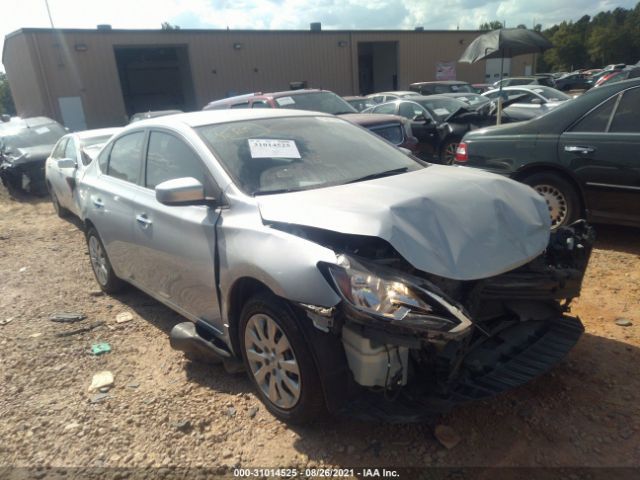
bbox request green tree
[161,22,180,30]
[479,21,503,31]
[0,72,16,116]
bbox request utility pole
[44,0,55,28]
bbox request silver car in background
[45,128,121,218]
[78,109,593,423]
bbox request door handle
[564,145,595,154]
[92,198,104,208]
[135,214,152,227]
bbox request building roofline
[5,26,483,38]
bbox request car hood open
[257,165,551,280]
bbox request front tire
[85,227,124,293]
[239,292,325,424]
[522,172,581,229]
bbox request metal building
[2,27,534,129]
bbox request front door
[559,86,640,225]
[132,130,222,325]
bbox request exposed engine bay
[280,220,594,420]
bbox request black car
[364,95,522,163]
[0,117,67,195]
[408,81,474,95]
[455,78,640,228]
[554,73,592,91]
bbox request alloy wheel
[244,313,301,409]
[443,142,459,164]
[88,235,109,286]
[534,184,568,228]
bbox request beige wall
[3,29,533,128]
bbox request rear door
[132,129,222,324]
[87,131,147,280]
[559,86,640,225]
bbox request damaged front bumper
[0,156,47,195]
[305,221,594,420]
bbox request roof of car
[410,81,470,86]
[124,109,330,129]
[369,91,418,96]
[341,113,406,126]
[73,127,122,140]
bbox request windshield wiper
[253,187,304,196]
[346,167,410,184]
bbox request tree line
[480,2,640,72]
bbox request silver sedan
[77,109,592,423]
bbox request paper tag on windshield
[35,127,50,134]
[248,139,301,159]
[276,96,295,106]
[434,108,450,116]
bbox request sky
[1,0,637,70]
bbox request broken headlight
[324,255,471,333]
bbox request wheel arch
[225,277,274,357]
[513,163,588,218]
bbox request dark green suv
[455,78,640,228]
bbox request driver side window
[373,103,396,115]
[398,103,424,119]
[64,138,78,162]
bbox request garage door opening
[358,42,398,95]
[114,46,196,117]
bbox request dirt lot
[1,185,639,477]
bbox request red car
[203,89,419,154]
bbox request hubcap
[534,184,568,228]
[88,236,109,286]
[244,313,301,409]
[443,142,459,164]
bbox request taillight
[455,142,468,162]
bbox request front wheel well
[226,278,273,356]
[513,166,587,218]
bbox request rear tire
[85,227,124,294]
[239,292,325,424]
[439,139,460,165]
[522,172,581,229]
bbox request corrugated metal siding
[4,29,533,128]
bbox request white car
[45,128,121,218]
[482,85,572,119]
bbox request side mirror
[57,158,77,169]
[530,98,543,105]
[156,177,210,206]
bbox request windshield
[196,116,423,195]
[272,92,357,114]
[417,98,468,121]
[451,94,491,107]
[1,123,66,151]
[346,98,375,112]
[528,86,571,102]
[80,135,113,149]
[447,84,474,93]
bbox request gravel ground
[1,186,639,477]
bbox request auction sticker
[276,96,296,106]
[248,139,301,158]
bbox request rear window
[107,132,145,184]
[367,124,404,145]
[1,123,66,151]
[272,92,357,115]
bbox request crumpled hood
[257,165,551,280]
[2,145,53,166]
